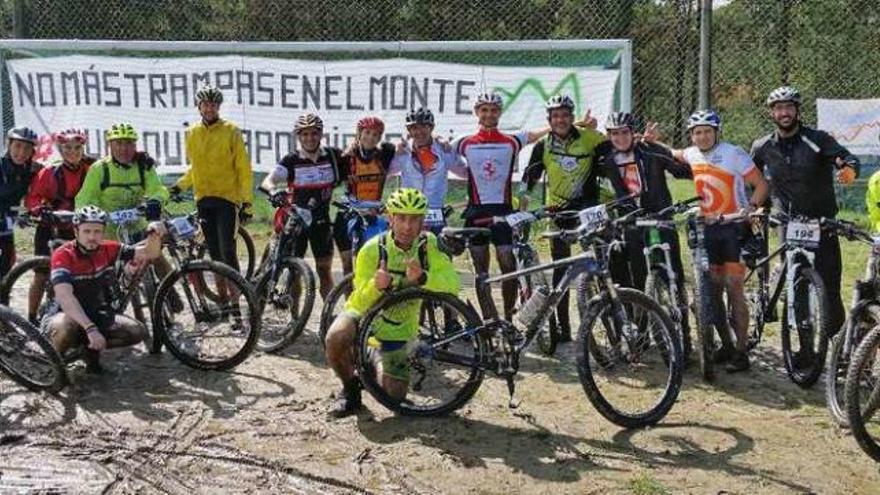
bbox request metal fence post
[13,0,29,39]
[698,0,712,110]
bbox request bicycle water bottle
[515,285,551,327]
[647,227,662,247]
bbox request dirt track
[2,270,880,494]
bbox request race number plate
[109,208,140,225]
[578,205,609,232]
[295,206,313,228]
[504,212,534,229]
[424,208,444,226]
[786,221,821,245]
[169,216,196,240]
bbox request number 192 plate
[578,205,609,231]
[786,221,821,245]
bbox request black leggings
[197,197,240,271]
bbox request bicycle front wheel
[782,266,830,388]
[845,324,880,462]
[255,257,316,352]
[645,267,690,359]
[691,265,717,382]
[152,261,260,371]
[576,288,683,429]
[355,289,486,417]
[0,304,67,393]
[827,304,880,427]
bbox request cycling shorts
[379,340,411,382]
[197,197,240,270]
[463,219,513,246]
[0,235,15,279]
[293,217,333,259]
[705,223,744,266]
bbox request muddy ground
[2,261,879,494]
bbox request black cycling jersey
[597,141,692,214]
[750,125,859,218]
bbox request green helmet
[106,122,138,142]
[386,188,428,215]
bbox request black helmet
[405,108,435,127]
[295,113,324,134]
[605,112,636,130]
[7,126,38,145]
[545,95,575,113]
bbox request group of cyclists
[0,81,871,420]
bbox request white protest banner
[7,55,619,173]
[817,98,880,156]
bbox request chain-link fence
[3,0,879,151]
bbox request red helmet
[54,129,87,145]
[356,115,385,135]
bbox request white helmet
[766,86,801,107]
[473,92,503,110]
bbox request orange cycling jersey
[345,143,395,201]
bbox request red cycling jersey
[26,159,94,214]
[50,240,134,317]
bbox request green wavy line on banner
[493,72,582,111]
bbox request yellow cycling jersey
[178,119,253,205]
[867,170,880,233]
[345,231,460,341]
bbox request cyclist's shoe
[329,381,363,418]
[791,349,817,370]
[725,351,750,373]
[712,345,736,364]
[84,349,104,375]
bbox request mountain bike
[252,188,317,352]
[742,211,833,387]
[844,309,880,462]
[353,208,683,429]
[637,197,701,359]
[686,209,755,382]
[820,221,878,426]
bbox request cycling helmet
[605,111,636,130]
[74,205,108,226]
[195,84,224,104]
[405,107,435,127]
[545,95,575,113]
[766,86,801,107]
[54,128,87,145]
[106,123,138,141]
[473,91,503,110]
[356,115,385,135]
[6,126,38,145]
[295,113,324,134]
[385,188,428,215]
[687,110,722,131]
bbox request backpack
[377,232,429,271]
[100,160,146,191]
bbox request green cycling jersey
[75,156,169,239]
[344,230,460,341]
